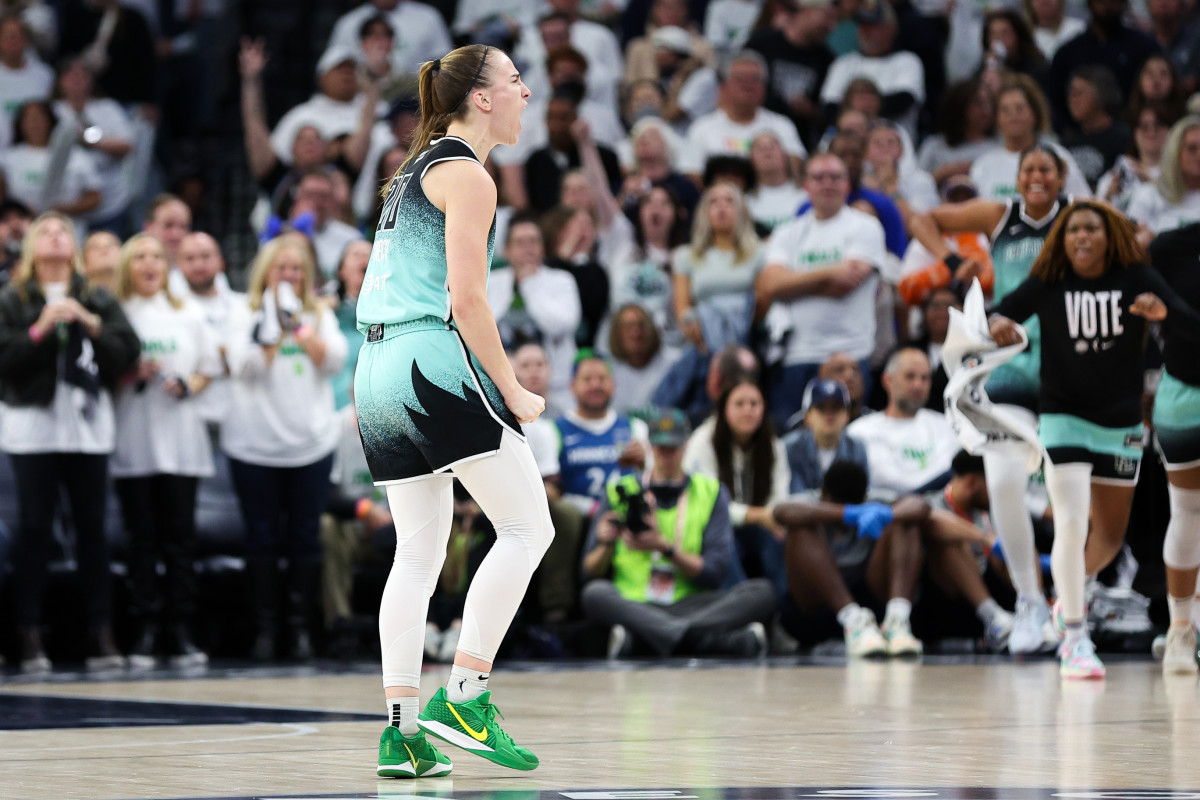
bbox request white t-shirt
[54,99,135,221]
[1033,18,1087,60]
[1125,184,1200,234]
[182,284,245,426]
[704,0,760,55]
[312,220,364,280]
[0,383,115,455]
[111,294,222,478]
[222,301,349,467]
[0,144,102,237]
[748,183,809,231]
[609,345,682,416]
[765,206,887,364]
[682,422,791,526]
[0,57,54,150]
[327,1,452,76]
[820,51,926,139]
[678,107,807,175]
[513,18,624,113]
[270,93,379,164]
[969,143,1092,201]
[846,408,960,495]
[522,416,561,479]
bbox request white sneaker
[423,622,442,661]
[984,609,1015,653]
[607,625,629,660]
[843,607,887,658]
[1152,633,1167,661]
[436,626,461,663]
[882,615,923,657]
[1010,596,1055,654]
[1060,633,1106,680]
[1162,625,1199,676]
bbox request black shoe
[128,625,159,670]
[251,630,275,662]
[167,625,208,669]
[289,628,313,661]
[17,627,51,674]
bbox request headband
[457,45,489,110]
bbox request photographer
[580,409,776,659]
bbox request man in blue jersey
[555,355,650,515]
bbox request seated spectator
[0,100,101,237]
[979,10,1046,80]
[327,0,451,77]
[784,378,869,489]
[902,286,961,412]
[512,340,568,420]
[916,79,998,188]
[969,74,1090,200]
[239,39,374,223]
[673,181,764,351]
[0,211,140,672]
[679,50,807,180]
[683,378,791,594]
[177,233,243,425]
[0,14,53,150]
[924,450,1018,652]
[1097,102,1170,213]
[516,4,624,113]
[555,354,650,514]
[820,351,868,419]
[1145,0,1200,95]
[896,180,994,310]
[653,342,761,427]
[861,122,940,220]
[289,171,364,279]
[145,194,192,277]
[1126,54,1189,125]
[524,90,622,214]
[223,235,349,661]
[581,408,776,657]
[1026,0,1086,62]
[607,303,681,415]
[488,214,582,413]
[53,57,134,235]
[798,132,909,258]
[111,233,220,669]
[331,239,370,410]
[82,231,120,293]
[774,460,927,655]
[819,1,925,139]
[1061,65,1131,189]
[618,117,700,217]
[1044,0,1159,128]
[1127,114,1200,238]
[540,203,609,348]
[846,348,960,495]
[756,152,887,429]
[747,130,807,231]
[745,0,837,143]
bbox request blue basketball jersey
[556,415,637,501]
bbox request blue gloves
[842,502,895,540]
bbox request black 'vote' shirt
[994,263,1200,427]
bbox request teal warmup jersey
[985,194,1069,408]
[354,137,520,484]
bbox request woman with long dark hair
[354,44,550,776]
[990,200,1200,679]
[917,79,998,186]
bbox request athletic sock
[387,696,421,736]
[1063,620,1086,647]
[447,664,490,703]
[975,598,1003,626]
[836,603,864,628]
[883,597,912,626]
[1168,594,1195,628]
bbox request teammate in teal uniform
[354,44,551,776]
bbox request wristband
[943,253,965,272]
[355,498,374,519]
[28,323,44,344]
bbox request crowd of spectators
[1,0,1199,670]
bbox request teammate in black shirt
[1147,222,1200,674]
[990,200,1200,680]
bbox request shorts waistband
[363,316,450,342]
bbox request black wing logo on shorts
[405,361,503,463]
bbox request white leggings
[380,429,554,688]
[1044,460,1092,623]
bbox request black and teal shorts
[1153,369,1200,470]
[353,317,523,484]
[1040,413,1144,485]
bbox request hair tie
[431,58,441,73]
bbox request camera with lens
[612,479,650,534]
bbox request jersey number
[377,173,412,233]
[586,466,622,499]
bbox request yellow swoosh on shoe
[402,742,420,772]
[445,702,488,741]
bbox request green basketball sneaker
[417,687,539,771]
[377,726,453,778]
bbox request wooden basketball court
[1,656,1197,800]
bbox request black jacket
[0,273,141,408]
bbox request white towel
[941,279,1044,472]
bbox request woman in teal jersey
[354,45,550,778]
[908,144,1071,655]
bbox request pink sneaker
[1060,634,1106,680]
